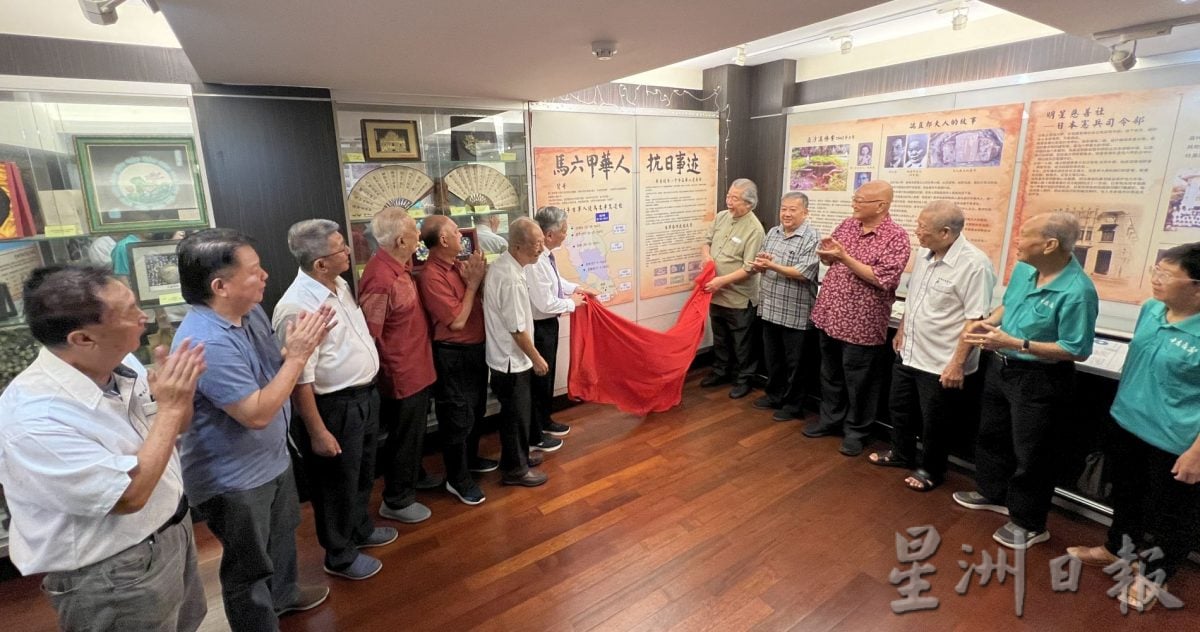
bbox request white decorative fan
[346,165,434,220]
[443,164,519,209]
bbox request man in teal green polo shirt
[955,211,1098,550]
[1067,242,1200,611]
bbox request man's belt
[156,494,190,535]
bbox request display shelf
[334,103,530,275]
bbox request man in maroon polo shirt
[358,208,437,523]
[804,180,912,457]
[417,215,493,506]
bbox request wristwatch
[1021,339,1031,352]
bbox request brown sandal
[868,450,911,468]
[904,469,941,492]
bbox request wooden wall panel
[192,90,345,311]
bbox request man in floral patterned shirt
[804,180,911,457]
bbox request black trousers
[761,320,809,415]
[710,303,756,385]
[531,317,560,443]
[974,355,1075,532]
[490,368,532,476]
[887,360,973,481]
[380,387,431,509]
[292,383,380,570]
[815,329,886,442]
[1105,424,1200,580]
[433,341,488,490]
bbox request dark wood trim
[0,34,200,84]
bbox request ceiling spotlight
[952,7,969,30]
[591,40,617,61]
[733,45,747,66]
[831,34,853,55]
[1109,41,1137,72]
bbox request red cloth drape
[568,262,716,416]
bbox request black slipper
[867,450,911,468]
[904,469,941,492]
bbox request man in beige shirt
[700,178,766,399]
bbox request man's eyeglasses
[315,245,350,260]
[852,198,885,205]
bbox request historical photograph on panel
[928,128,1005,168]
[789,144,849,191]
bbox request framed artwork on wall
[1,162,37,240]
[125,238,185,308]
[75,136,209,234]
[449,115,497,161]
[361,119,422,162]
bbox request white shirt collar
[34,347,139,411]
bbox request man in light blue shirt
[174,228,333,631]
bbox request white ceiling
[671,0,1027,70]
[7,0,1198,101]
[989,0,1200,40]
[156,0,885,101]
[0,0,180,47]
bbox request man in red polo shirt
[358,208,437,523]
[416,215,494,506]
[804,180,911,457]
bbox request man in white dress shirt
[868,200,995,492]
[0,264,207,631]
[474,211,508,254]
[484,217,551,487]
[526,206,596,453]
[273,219,396,581]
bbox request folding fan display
[443,164,519,209]
[345,165,434,221]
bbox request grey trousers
[42,518,206,632]
[196,466,302,632]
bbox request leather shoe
[1066,545,1119,566]
[752,396,781,410]
[699,373,730,387]
[728,383,751,399]
[839,439,865,457]
[802,423,840,438]
[502,469,548,487]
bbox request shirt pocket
[717,236,745,262]
[926,279,958,312]
[1159,342,1200,405]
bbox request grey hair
[1041,211,1080,253]
[509,216,540,248]
[921,200,965,234]
[534,206,568,234]
[287,219,342,270]
[731,178,758,210]
[372,207,411,249]
[782,191,809,207]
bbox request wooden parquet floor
[2,369,1196,630]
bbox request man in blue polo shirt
[1067,242,1200,611]
[174,229,334,631]
[957,211,1098,550]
